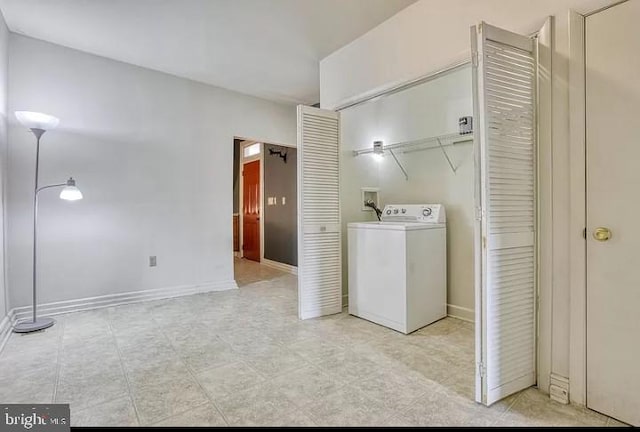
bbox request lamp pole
[32,128,44,326]
[13,112,83,333]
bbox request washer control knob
[386,209,392,215]
[401,208,407,214]
[422,208,432,217]
[393,209,399,214]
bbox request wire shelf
[352,131,473,178]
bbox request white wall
[320,0,616,110]
[0,12,8,324]
[6,35,296,308]
[341,66,474,317]
[321,0,616,398]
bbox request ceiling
[0,0,416,104]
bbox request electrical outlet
[149,256,157,267]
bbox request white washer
[348,204,446,334]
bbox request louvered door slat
[473,22,537,406]
[297,105,342,320]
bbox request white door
[586,0,640,425]
[297,105,342,319]
[472,22,537,406]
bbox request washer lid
[348,221,446,231]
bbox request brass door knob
[592,227,612,242]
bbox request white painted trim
[536,16,554,397]
[261,258,298,275]
[239,140,261,260]
[447,304,474,322]
[342,294,348,308]
[237,139,298,265]
[9,280,238,324]
[550,373,570,404]
[568,9,587,407]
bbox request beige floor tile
[71,396,138,426]
[2,328,61,352]
[0,339,59,374]
[131,374,210,425]
[313,348,380,384]
[607,417,631,427]
[234,258,287,287]
[239,346,308,378]
[218,328,278,355]
[153,402,227,427]
[498,387,608,427]
[397,386,499,427]
[119,341,178,373]
[58,356,123,382]
[55,368,129,410]
[214,380,315,426]
[0,367,56,404]
[112,328,168,351]
[303,386,396,427]
[195,361,266,400]
[354,368,441,411]
[287,338,345,363]
[0,260,621,427]
[177,338,240,372]
[125,356,192,389]
[269,364,345,408]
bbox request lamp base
[13,317,55,333]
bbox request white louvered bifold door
[471,22,537,406]
[297,105,342,320]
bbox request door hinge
[582,227,587,239]
[471,51,479,68]
[477,362,486,378]
[474,207,484,221]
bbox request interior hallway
[0,274,622,427]
[234,257,288,287]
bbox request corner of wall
[0,6,9,325]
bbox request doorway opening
[232,137,298,287]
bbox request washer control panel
[381,204,445,223]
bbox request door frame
[236,137,298,263]
[238,140,264,261]
[567,0,630,406]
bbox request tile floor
[0,266,624,426]
[234,257,287,287]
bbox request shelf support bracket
[389,149,409,181]
[437,137,457,174]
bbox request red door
[242,160,260,262]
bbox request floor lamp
[13,111,83,333]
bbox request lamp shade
[60,186,82,201]
[59,178,83,201]
[15,111,60,131]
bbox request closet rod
[352,132,472,156]
[334,59,471,112]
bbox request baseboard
[549,373,570,404]
[261,258,298,275]
[10,279,238,323]
[0,313,11,354]
[447,304,474,322]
